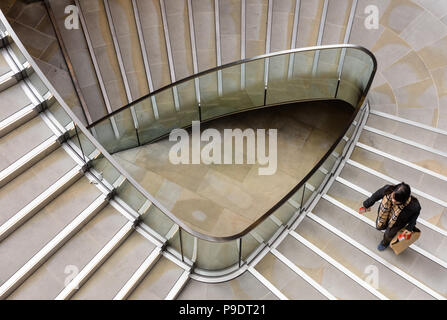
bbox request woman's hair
[385,182,411,203]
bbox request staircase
[0,10,190,300]
[0,0,446,300]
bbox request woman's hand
[358,207,371,214]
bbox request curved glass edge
[1,9,375,273]
[89,47,375,156]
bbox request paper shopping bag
[390,227,421,255]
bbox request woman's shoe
[377,241,389,251]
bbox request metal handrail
[0,9,376,247]
[87,43,376,128]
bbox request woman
[359,182,420,251]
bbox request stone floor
[114,101,353,237]
[351,0,447,130]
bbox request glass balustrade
[71,47,375,272]
[1,11,376,276]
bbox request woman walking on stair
[359,182,420,251]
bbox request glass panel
[93,118,120,154]
[48,101,72,128]
[313,49,339,98]
[142,205,176,239]
[338,48,374,106]
[198,71,218,108]
[222,62,241,94]
[244,59,265,107]
[179,230,195,263]
[301,185,314,210]
[137,89,178,145]
[321,153,338,173]
[175,80,200,128]
[345,121,356,140]
[94,110,138,154]
[291,51,314,79]
[241,233,262,261]
[28,72,50,98]
[195,239,239,270]
[333,138,347,156]
[116,180,147,213]
[266,54,293,104]
[0,19,6,33]
[9,42,27,67]
[201,59,265,121]
[90,156,122,186]
[316,49,341,77]
[167,226,182,256]
[156,87,177,118]
[252,217,278,243]
[307,168,327,192]
[134,98,162,145]
[337,79,362,107]
[289,185,304,209]
[76,128,98,160]
[267,50,339,105]
[272,201,297,225]
[114,109,139,150]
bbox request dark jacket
[363,184,420,231]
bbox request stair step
[0,82,33,124]
[0,133,60,188]
[0,165,83,242]
[296,0,325,48]
[367,112,447,154]
[0,103,38,139]
[327,179,447,265]
[339,161,447,232]
[0,177,101,287]
[163,0,194,81]
[275,234,379,299]
[321,0,352,45]
[0,48,11,77]
[294,216,433,299]
[48,0,109,123]
[359,127,447,178]
[106,0,149,100]
[133,0,171,90]
[177,270,279,300]
[77,0,128,110]
[70,231,157,300]
[7,204,127,299]
[0,147,77,227]
[254,251,329,299]
[312,197,447,297]
[0,116,55,172]
[113,246,162,300]
[190,0,217,73]
[350,145,447,204]
[127,256,184,300]
[55,221,135,300]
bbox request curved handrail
[87,43,376,128]
[86,45,376,243]
[0,9,376,272]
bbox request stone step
[8,204,128,299]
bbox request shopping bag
[390,227,421,255]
